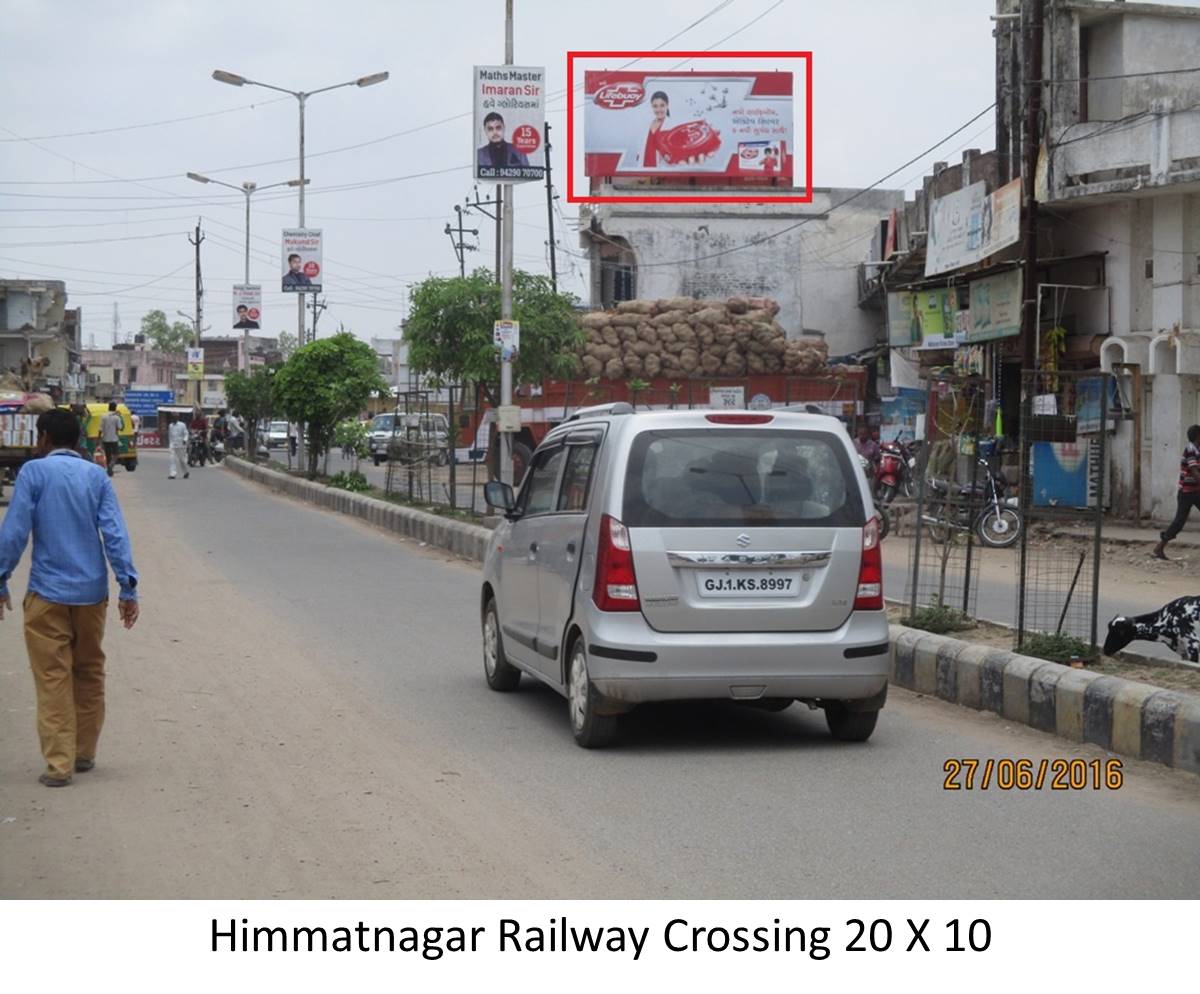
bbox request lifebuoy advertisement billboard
[473,65,545,184]
[281,229,322,293]
[232,285,262,330]
[584,70,793,182]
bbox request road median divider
[224,456,492,563]
[889,623,1200,775]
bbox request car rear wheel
[824,704,879,742]
[373,454,383,466]
[483,598,520,691]
[124,459,137,472]
[567,641,617,748]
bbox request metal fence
[1015,368,1108,654]
[906,371,990,621]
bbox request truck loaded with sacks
[468,295,867,482]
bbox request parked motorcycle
[923,451,1021,549]
[875,438,921,504]
[187,430,208,468]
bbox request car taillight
[854,516,883,610]
[593,514,640,612]
[704,414,774,425]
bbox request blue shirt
[0,449,138,605]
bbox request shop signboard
[966,269,1022,342]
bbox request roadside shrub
[901,603,976,635]
[1021,632,1097,665]
[328,470,371,493]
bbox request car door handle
[528,542,538,561]
[566,541,576,554]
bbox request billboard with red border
[584,70,792,182]
[567,51,811,205]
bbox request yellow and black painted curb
[890,624,1200,775]
[224,456,493,564]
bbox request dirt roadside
[0,459,603,899]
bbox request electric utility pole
[309,295,327,338]
[1020,0,1044,372]
[188,219,205,408]
[444,204,479,278]
[499,0,515,486]
[465,186,502,283]
[544,122,557,293]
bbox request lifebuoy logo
[594,81,645,110]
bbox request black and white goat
[1103,596,1200,663]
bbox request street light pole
[211,69,389,348]
[187,173,305,370]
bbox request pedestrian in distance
[167,414,189,480]
[99,401,122,478]
[0,408,140,787]
[1153,424,1200,560]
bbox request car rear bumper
[583,609,889,704]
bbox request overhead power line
[0,97,290,142]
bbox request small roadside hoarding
[709,386,745,409]
[186,348,204,381]
[233,285,262,329]
[493,320,520,352]
[474,65,545,184]
[281,229,322,292]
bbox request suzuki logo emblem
[736,533,751,548]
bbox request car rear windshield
[623,428,865,528]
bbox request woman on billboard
[642,89,718,169]
[642,90,671,168]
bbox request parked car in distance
[481,404,888,748]
[368,412,451,466]
[264,420,291,449]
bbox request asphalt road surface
[2,450,1198,899]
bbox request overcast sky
[0,0,1117,348]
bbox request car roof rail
[565,402,634,421]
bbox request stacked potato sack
[577,296,828,380]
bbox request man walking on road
[1153,424,1200,560]
[167,414,189,480]
[99,402,122,478]
[0,408,139,787]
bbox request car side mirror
[485,480,517,515]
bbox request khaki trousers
[24,592,108,780]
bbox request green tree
[223,366,277,458]
[272,333,385,478]
[275,330,298,360]
[139,309,194,354]
[404,269,582,403]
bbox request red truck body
[459,370,868,476]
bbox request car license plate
[697,570,799,598]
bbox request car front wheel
[567,641,617,748]
[483,598,520,691]
[824,704,879,742]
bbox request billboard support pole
[499,0,515,487]
[544,121,557,293]
[188,219,204,409]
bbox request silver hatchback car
[481,405,889,747]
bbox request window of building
[1145,259,1154,280]
[128,366,138,383]
[113,369,121,385]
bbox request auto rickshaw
[77,402,138,472]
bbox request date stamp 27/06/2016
[943,758,1124,791]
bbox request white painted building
[579,186,904,358]
[1040,0,1200,518]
